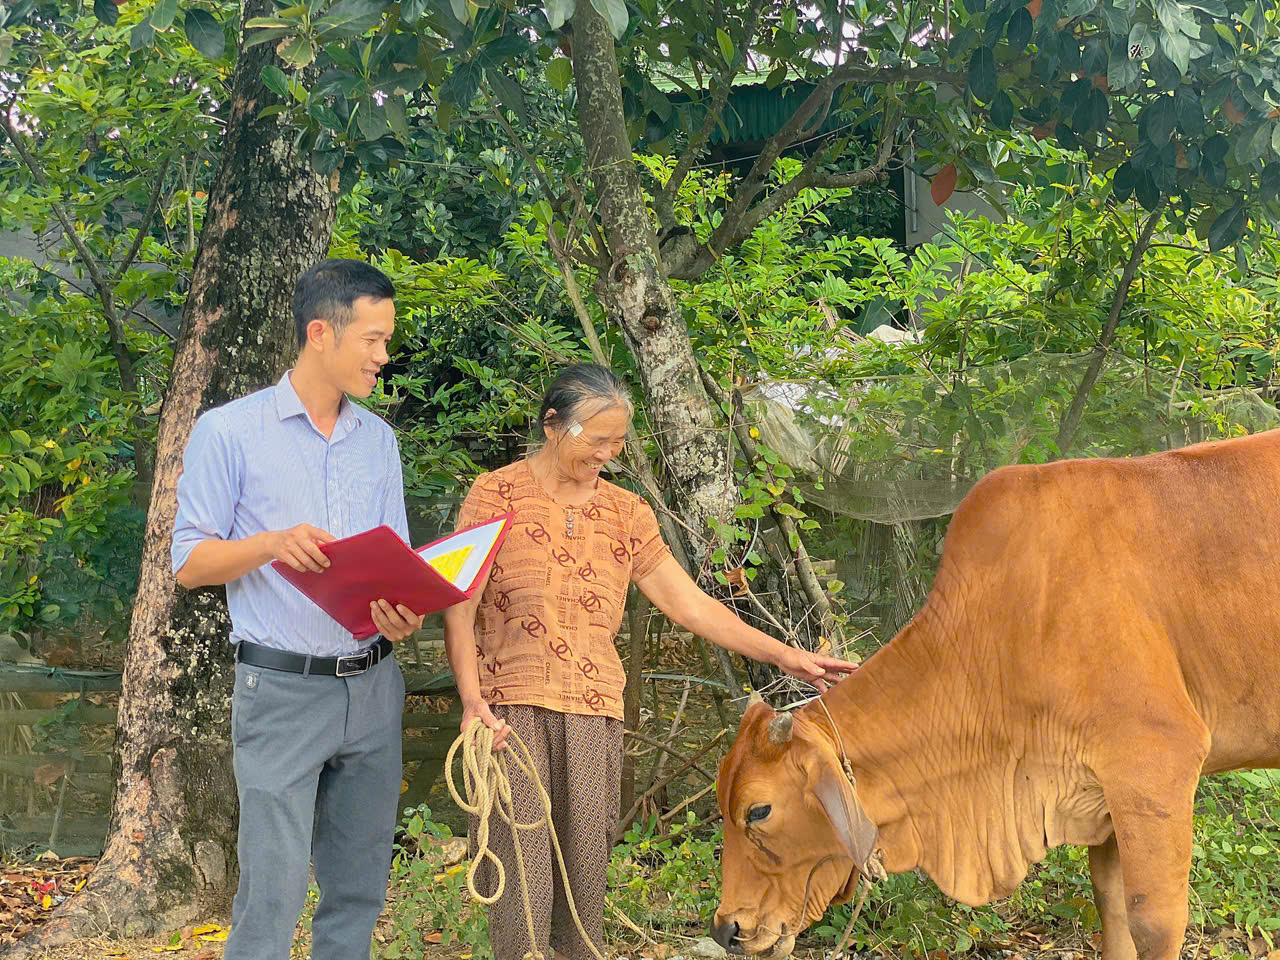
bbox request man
[172,258,423,959]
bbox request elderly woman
[443,363,857,960]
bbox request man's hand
[774,645,860,693]
[370,599,425,643]
[461,698,509,752]
[263,523,335,573]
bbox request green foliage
[379,773,1280,957]
[947,0,1280,253]
[608,813,723,934]
[330,198,571,514]
[382,804,492,960]
[0,259,165,640]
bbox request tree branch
[730,107,899,253]
[114,153,174,282]
[654,0,768,231]
[665,102,900,282]
[2,101,114,300]
[1054,203,1165,457]
[2,99,152,487]
[699,370,839,644]
[493,107,610,272]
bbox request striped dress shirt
[171,370,409,657]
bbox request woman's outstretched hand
[774,645,860,692]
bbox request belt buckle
[335,651,371,677]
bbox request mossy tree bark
[570,3,735,575]
[5,0,339,950]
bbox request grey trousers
[225,654,405,960]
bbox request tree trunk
[570,2,734,575]
[4,0,339,950]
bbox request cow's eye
[746,804,771,823]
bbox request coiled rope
[445,718,610,960]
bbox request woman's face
[549,404,629,484]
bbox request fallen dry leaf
[33,762,68,788]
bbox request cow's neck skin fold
[803,561,1082,907]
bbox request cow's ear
[813,767,879,879]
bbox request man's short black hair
[293,258,395,349]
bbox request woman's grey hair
[538,363,634,435]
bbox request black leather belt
[235,637,393,677]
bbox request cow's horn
[747,689,764,709]
[767,710,794,744]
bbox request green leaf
[1160,28,1190,75]
[1108,47,1141,89]
[1140,95,1176,145]
[438,58,482,108]
[449,0,466,21]
[1101,0,1129,37]
[546,56,572,92]
[545,0,574,29]
[260,64,290,98]
[0,34,12,65]
[1154,0,1189,34]
[968,46,997,103]
[589,0,627,39]
[130,19,155,51]
[315,0,387,39]
[1207,203,1245,250]
[384,94,408,137]
[1007,8,1032,50]
[1174,84,1203,134]
[487,68,528,125]
[716,27,734,65]
[1127,22,1156,60]
[243,26,295,49]
[1237,120,1273,164]
[93,0,119,26]
[400,0,428,21]
[150,0,178,29]
[962,0,986,14]
[1135,170,1160,209]
[990,89,1015,128]
[355,95,388,140]
[277,33,316,67]
[1183,0,1227,13]
[383,67,426,94]
[183,8,226,59]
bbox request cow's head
[711,698,882,957]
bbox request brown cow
[712,428,1280,960]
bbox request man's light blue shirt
[171,370,409,657]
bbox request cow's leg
[1096,729,1205,960]
[1089,832,1137,960]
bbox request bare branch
[115,153,175,282]
[730,106,899,246]
[493,107,610,272]
[2,101,113,301]
[655,0,769,230]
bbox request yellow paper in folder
[427,545,474,585]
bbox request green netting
[743,351,1280,525]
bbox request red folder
[270,513,513,639]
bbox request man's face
[325,295,395,399]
